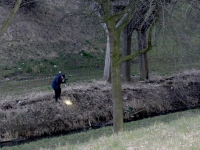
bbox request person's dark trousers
[54,87,61,102]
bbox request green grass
[0,68,103,99]
[0,50,105,99]
[2,108,200,150]
[0,52,105,78]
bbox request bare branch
[118,20,156,64]
[0,0,22,36]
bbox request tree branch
[118,20,156,64]
[0,0,22,36]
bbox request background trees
[122,1,160,81]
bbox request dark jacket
[52,74,65,90]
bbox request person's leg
[58,87,61,100]
[55,89,59,102]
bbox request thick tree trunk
[137,29,149,80]
[111,61,123,133]
[122,26,132,82]
[109,29,124,133]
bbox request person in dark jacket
[52,73,66,102]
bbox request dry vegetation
[0,0,104,68]
[0,70,200,143]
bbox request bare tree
[121,1,172,81]
[100,0,170,81]
[91,0,154,133]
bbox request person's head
[61,74,65,82]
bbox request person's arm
[55,75,61,85]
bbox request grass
[1,108,200,150]
[0,68,103,100]
[0,51,105,78]
[1,44,200,100]
[0,46,105,99]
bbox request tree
[122,23,132,81]
[92,0,154,133]
[121,1,170,81]
[102,1,170,82]
[92,3,111,81]
[135,2,159,80]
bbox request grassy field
[1,108,200,150]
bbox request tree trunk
[137,29,149,80]
[109,28,124,133]
[111,62,123,133]
[103,33,111,82]
[122,26,132,82]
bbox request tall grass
[2,108,200,150]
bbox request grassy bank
[2,108,200,150]
[0,68,103,100]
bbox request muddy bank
[0,71,200,146]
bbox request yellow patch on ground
[63,99,73,105]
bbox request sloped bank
[0,71,200,145]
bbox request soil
[1,71,200,147]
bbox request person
[52,73,67,102]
